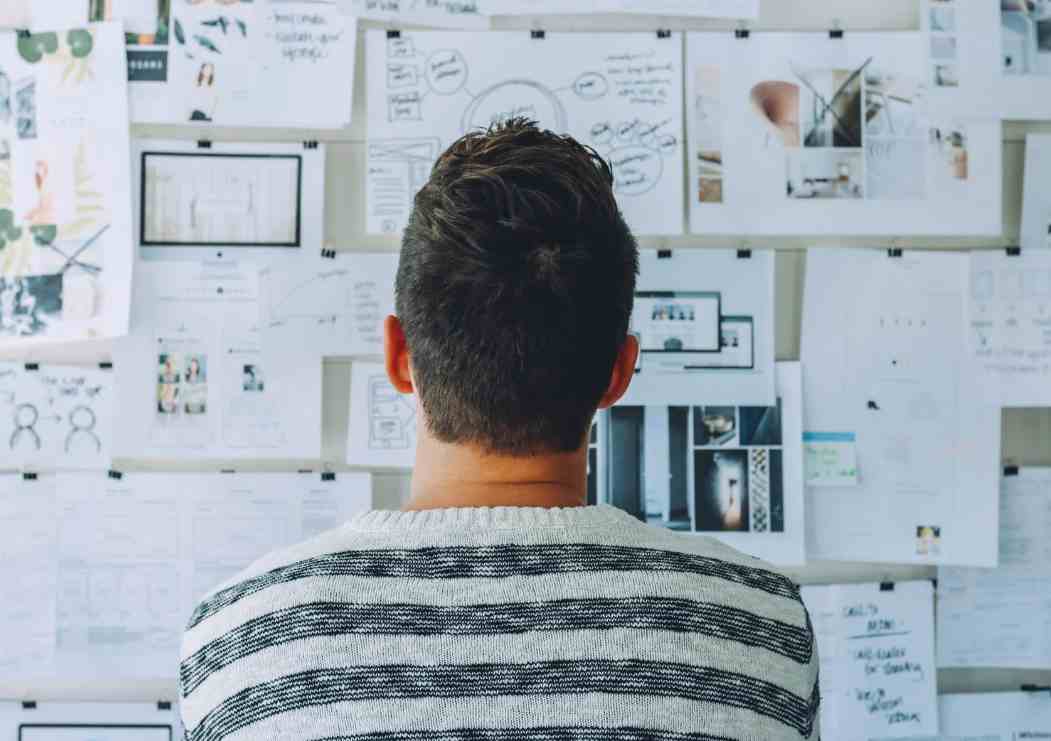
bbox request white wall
[5,0,1049,706]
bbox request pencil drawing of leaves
[59,137,107,241]
[0,155,12,209]
[175,18,186,45]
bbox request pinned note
[804,432,859,487]
[802,581,938,739]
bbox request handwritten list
[802,581,938,740]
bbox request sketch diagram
[0,363,113,470]
[367,31,685,235]
[264,265,350,332]
[368,373,416,451]
[347,361,417,468]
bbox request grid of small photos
[929,0,959,88]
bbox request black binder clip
[22,472,38,481]
[735,28,750,39]
[657,249,673,259]
[321,248,338,259]
[21,700,36,710]
[1006,246,1022,256]
[99,361,113,370]
[220,468,236,474]
[887,248,903,258]
[24,362,39,371]
[157,701,173,711]
[196,140,212,149]
[1004,465,1020,476]
[108,470,123,480]
[321,472,337,482]
[303,140,319,150]
[657,29,671,39]
[830,28,844,39]
[386,29,401,39]
[1021,684,1051,695]
[737,249,752,259]
[531,29,546,39]
[879,582,895,592]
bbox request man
[179,119,819,741]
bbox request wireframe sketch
[1002,0,1051,75]
[265,266,350,330]
[141,152,301,246]
[368,373,416,451]
[367,31,685,235]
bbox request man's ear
[597,334,638,410]
[383,315,414,394]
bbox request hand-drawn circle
[461,79,567,133]
[572,72,608,99]
[609,145,663,196]
[425,49,468,95]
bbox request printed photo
[694,449,784,533]
[694,406,737,446]
[797,68,863,148]
[916,525,942,556]
[930,35,958,61]
[931,125,969,181]
[1002,0,1051,75]
[739,400,782,446]
[863,70,923,138]
[930,4,956,32]
[242,364,264,392]
[156,352,182,414]
[182,354,207,414]
[933,63,959,88]
[786,149,864,199]
[699,177,723,203]
[0,274,63,337]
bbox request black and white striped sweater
[180,505,819,741]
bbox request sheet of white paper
[925,0,1051,121]
[599,362,805,565]
[118,1,355,127]
[0,700,177,741]
[260,251,397,358]
[803,248,1001,566]
[686,32,1002,236]
[346,361,417,469]
[968,250,1051,407]
[802,581,938,740]
[898,692,1051,740]
[55,472,187,679]
[133,139,325,260]
[937,468,1051,669]
[487,0,759,19]
[0,362,114,471]
[0,473,57,677]
[1022,134,1051,251]
[0,23,134,347]
[366,30,684,236]
[619,249,775,406]
[352,0,489,28]
[300,472,373,540]
[114,261,322,460]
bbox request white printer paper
[0,473,57,677]
[114,261,322,460]
[906,692,1051,740]
[803,249,1001,566]
[261,251,397,358]
[0,362,114,471]
[686,32,1002,236]
[968,249,1051,407]
[366,30,684,236]
[619,249,775,407]
[937,468,1051,669]
[346,361,418,469]
[1022,134,1051,251]
[802,581,938,740]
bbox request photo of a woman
[189,62,218,121]
[183,355,208,414]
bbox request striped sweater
[180,505,819,741]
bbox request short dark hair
[396,118,638,455]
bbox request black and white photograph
[694,448,784,533]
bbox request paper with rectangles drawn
[618,249,775,407]
[686,32,1002,236]
[352,0,489,28]
[487,1,759,19]
[366,30,684,236]
[0,362,113,471]
[801,581,938,740]
[0,473,57,678]
[1022,134,1051,251]
[0,700,179,740]
[0,23,135,348]
[802,248,1001,566]
[90,0,356,128]
[968,250,1051,407]
[2,471,371,682]
[896,692,1051,740]
[923,0,1051,121]
[346,361,417,469]
[260,251,397,358]
[598,362,805,565]
[112,260,322,460]
[133,139,325,260]
[937,468,1051,669]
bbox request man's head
[386,118,639,456]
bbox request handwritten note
[802,581,938,739]
[271,7,347,63]
[351,0,489,28]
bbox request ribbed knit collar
[346,504,638,533]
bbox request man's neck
[404,433,588,511]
